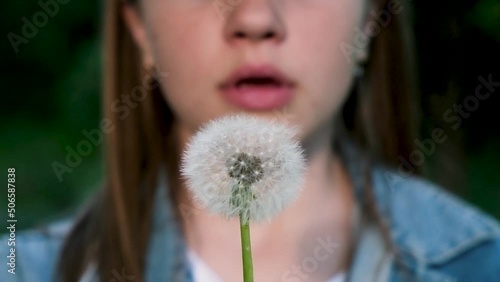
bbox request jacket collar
[146,168,193,282]
[371,167,500,263]
[341,140,500,281]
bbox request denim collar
[145,170,193,282]
[340,141,500,281]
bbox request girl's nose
[223,0,287,46]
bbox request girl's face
[124,0,369,140]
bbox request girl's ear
[122,4,155,69]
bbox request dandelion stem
[239,211,254,282]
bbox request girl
[4,0,499,281]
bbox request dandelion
[181,114,306,223]
[180,114,306,282]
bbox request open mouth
[220,64,294,110]
[235,77,283,88]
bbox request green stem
[239,212,254,282]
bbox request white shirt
[187,248,346,282]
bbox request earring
[143,62,157,80]
[353,64,365,78]
[142,62,158,88]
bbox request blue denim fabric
[1,163,499,281]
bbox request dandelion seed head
[180,114,306,223]
[227,152,264,186]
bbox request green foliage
[1,0,102,230]
[468,0,500,42]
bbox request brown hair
[57,0,420,281]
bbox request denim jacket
[2,156,500,282]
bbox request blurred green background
[1,0,499,230]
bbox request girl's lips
[221,83,293,111]
[219,64,295,111]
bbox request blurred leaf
[468,0,500,42]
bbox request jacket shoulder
[0,218,73,282]
[373,167,500,266]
